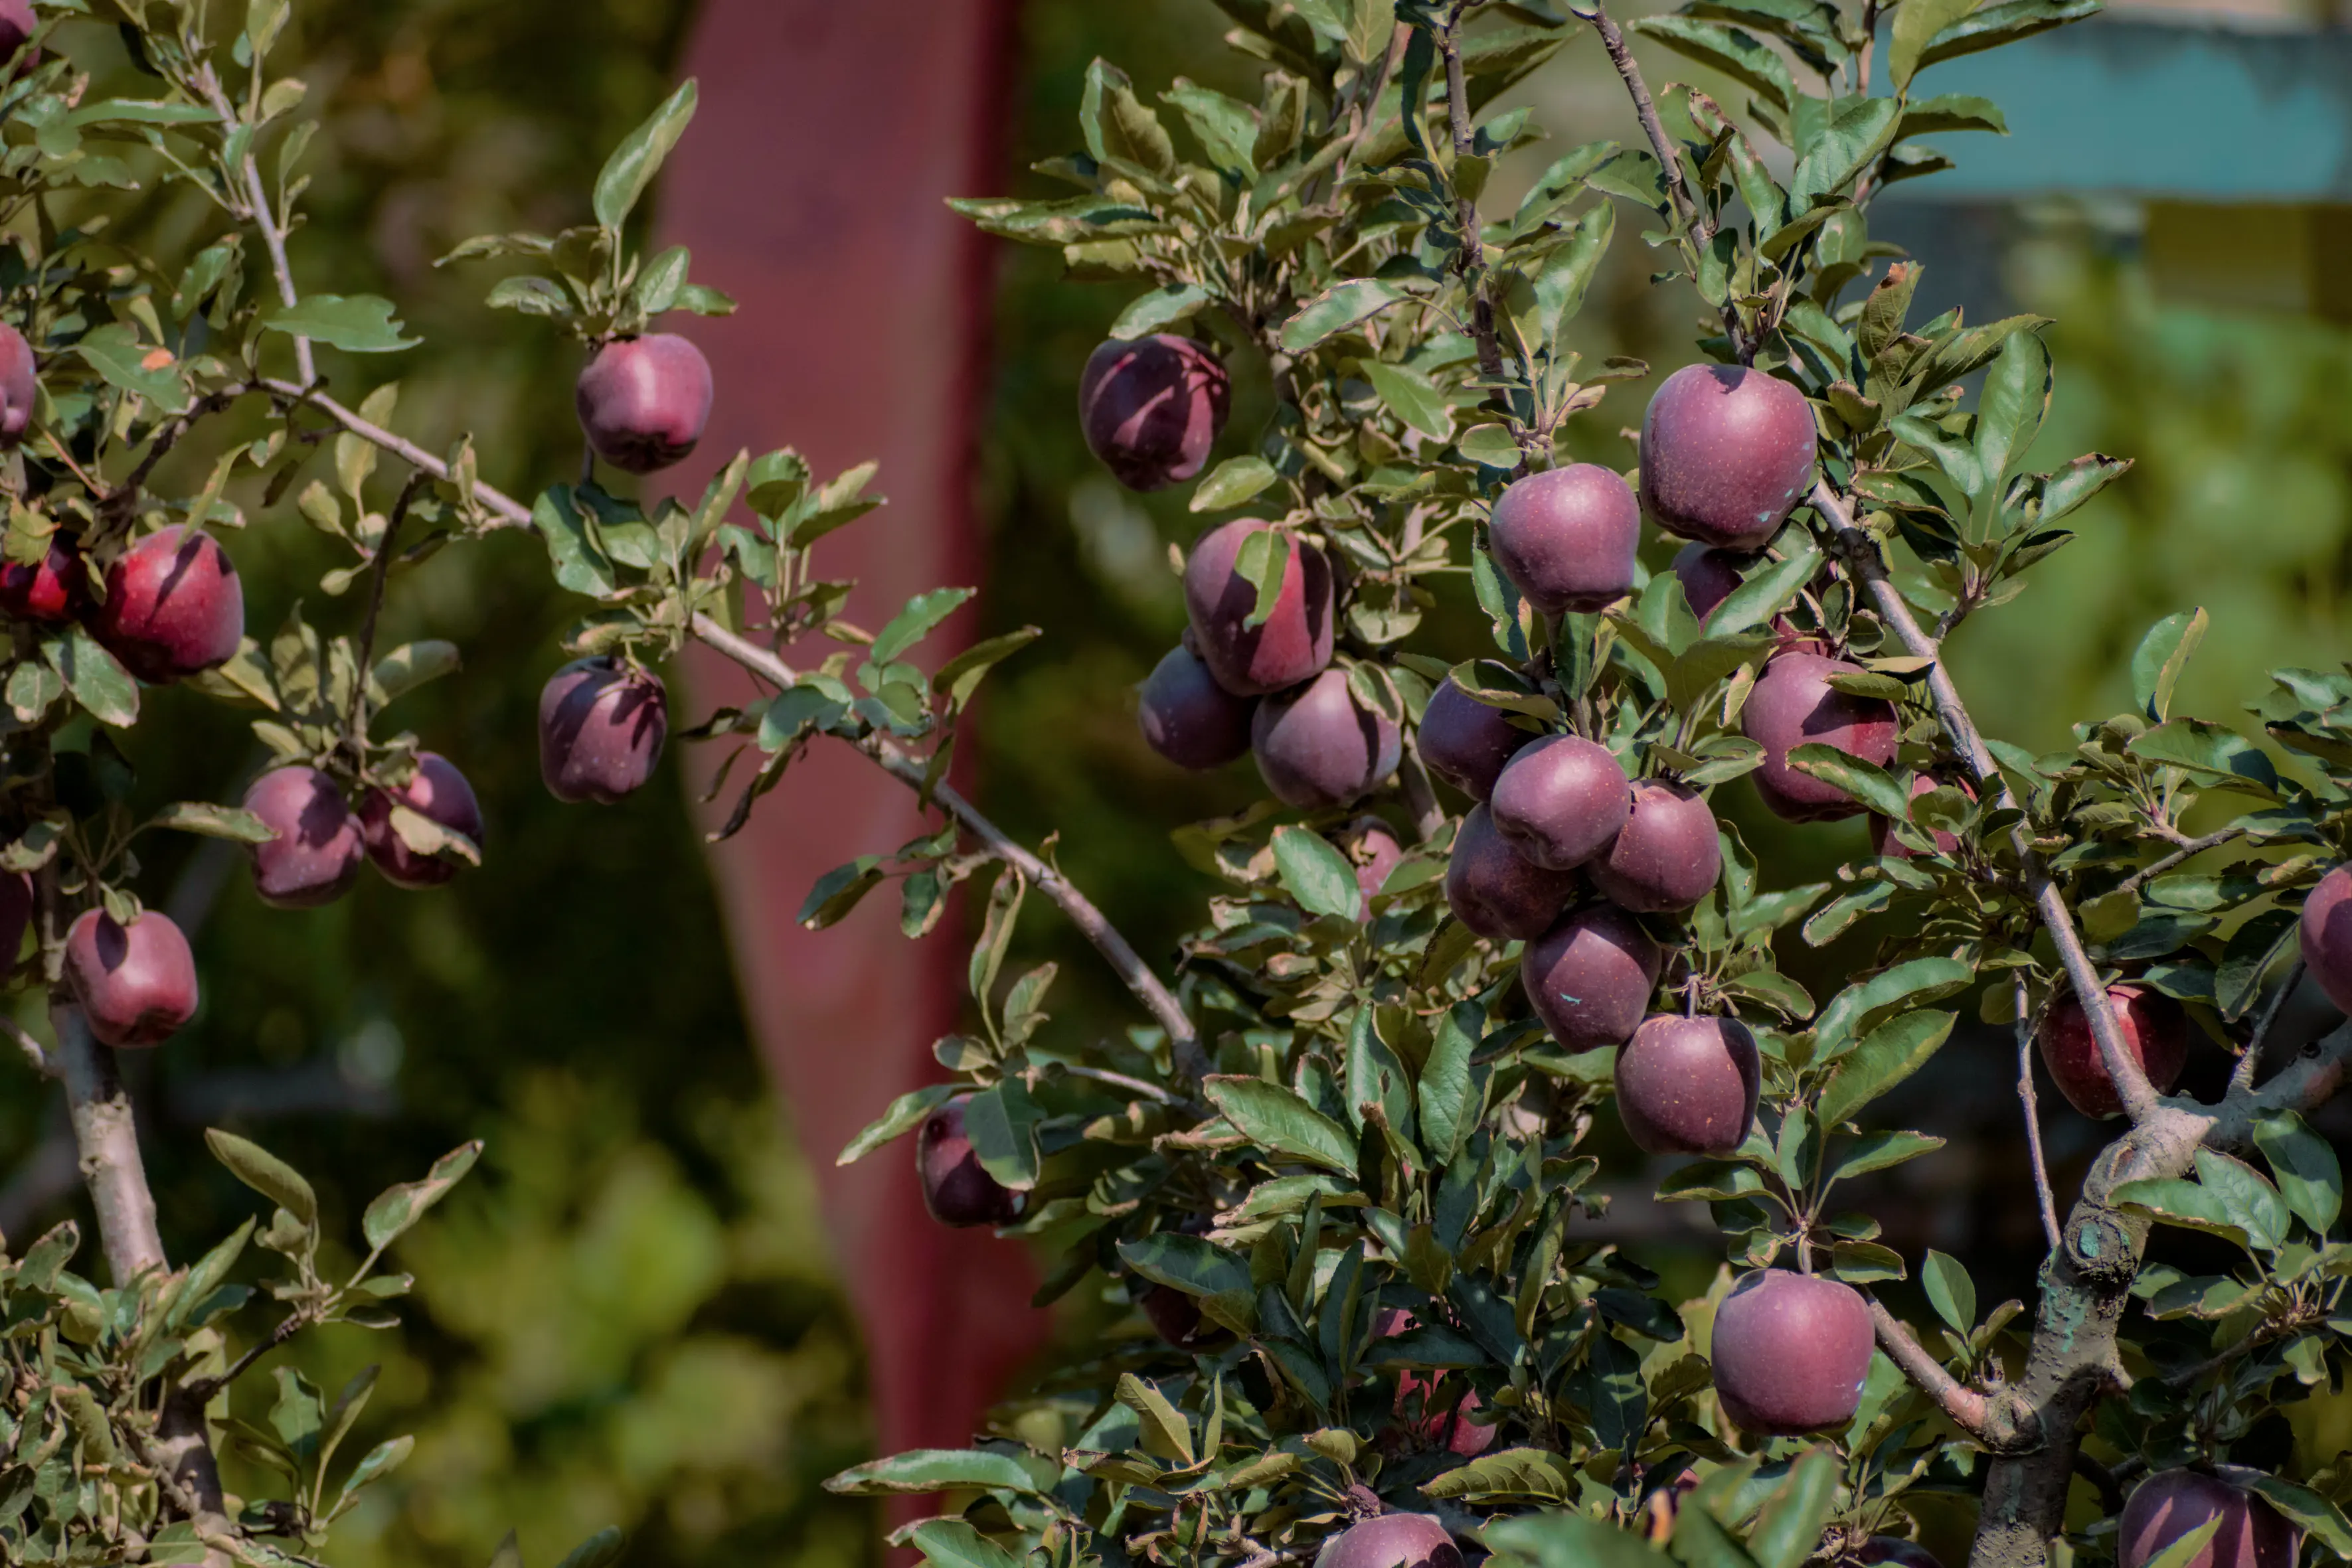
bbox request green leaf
[932,627,1041,708]
[1203,1076,1358,1174]
[797,856,884,928]
[1362,360,1452,441]
[1080,59,1177,179]
[1190,455,1278,512]
[1787,743,1910,820]
[593,78,698,230]
[2112,1176,2252,1250]
[962,1079,1042,1191]
[2254,1111,2341,1235]
[1513,139,1622,232]
[1898,93,2010,137]
[1482,1511,1670,1568]
[1272,826,1361,921]
[552,1529,624,1568]
[872,586,975,665]
[75,323,187,406]
[1530,199,1614,340]
[1279,277,1412,351]
[2130,607,2207,722]
[535,489,618,599]
[1890,0,1979,87]
[261,294,420,352]
[205,1129,318,1227]
[836,1085,956,1166]
[1918,0,2102,73]
[1115,1373,1195,1466]
[2126,718,2278,797]
[361,1140,481,1253]
[1816,1010,1956,1126]
[1418,1003,1479,1165]
[1921,1249,1975,1331]
[825,1448,1050,1497]
[1458,424,1523,468]
[1234,524,1289,630]
[1110,283,1211,338]
[146,802,277,846]
[1701,538,1817,635]
[2248,1479,2352,1559]
[2195,1148,2289,1252]
[1629,16,1794,110]
[906,1522,1025,1568]
[1118,1233,1253,1300]
[1748,1449,1839,1568]
[1827,1131,1944,1182]
[371,639,463,704]
[1973,329,2051,493]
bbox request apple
[1487,465,1639,614]
[0,534,87,623]
[1444,803,1580,942]
[242,766,365,909]
[1418,676,1529,801]
[1587,780,1721,913]
[1339,817,1405,919]
[1183,520,1335,696]
[1614,1013,1760,1155]
[1490,735,1632,871]
[1252,668,1400,810]
[0,321,33,449]
[2037,982,2191,1119]
[2120,1466,2300,1568]
[359,752,486,889]
[1639,362,1817,552]
[1742,652,1900,823]
[1672,543,1746,621]
[917,1097,1021,1227]
[1523,903,1661,1052]
[1080,334,1230,491]
[1869,773,1972,860]
[1371,1309,1495,1456]
[2298,863,2352,1015]
[0,870,29,982]
[1141,1284,1228,1350]
[1313,1514,1464,1568]
[90,526,243,684]
[65,907,199,1049]
[540,657,669,803]
[1138,642,1255,769]
[1709,1269,1873,1436]
[575,333,713,475]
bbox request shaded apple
[1138,642,1255,769]
[1858,1540,1943,1568]
[1709,1269,1873,1436]
[1587,780,1721,913]
[2037,982,2190,1119]
[0,870,28,983]
[1418,676,1529,801]
[1672,543,1747,621]
[1372,1308,1495,1456]
[1252,668,1400,809]
[65,907,198,1049]
[1742,651,1899,823]
[1313,1514,1464,1568]
[1183,520,1335,696]
[242,766,365,909]
[576,333,713,475]
[1869,773,1973,860]
[2298,862,2352,1015]
[1080,334,1230,491]
[540,657,669,803]
[1444,803,1579,942]
[1639,362,1817,551]
[0,534,86,623]
[0,321,33,449]
[2120,1466,2300,1568]
[1141,1284,1229,1351]
[1523,902,1661,1052]
[359,751,486,889]
[1614,1013,1760,1155]
[1490,735,1631,871]
[1339,817,1406,919]
[91,526,243,684]
[1488,464,1639,614]
[917,1097,1021,1228]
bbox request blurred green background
[3,0,2349,1564]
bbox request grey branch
[54,1002,165,1280]
[194,68,313,388]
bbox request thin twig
[2015,977,2062,1252]
[2235,959,2303,1097]
[1436,7,1503,381]
[260,380,533,527]
[1,1013,56,1078]
[193,66,313,387]
[345,470,432,753]
[1060,1063,1187,1107]
[2114,826,2246,897]
[182,1309,311,1404]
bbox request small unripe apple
[540,657,669,803]
[1080,335,1230,491]
[1672,543,1746,621]
[2037,982,2190,1119]
[1339,817,1405,918]
[91,526,243,684]
[1488,465,1640,614]
[1252,668,1400,810]
[242,766,365,909]
[1868,773,1972,860]
[1523,903,1661,1052]
[1138,643,1255,769]
[2298,862,2352,1015]
[576,333,713,475]
[0,534,87,623]
[1312,1514,1464,1568]
[1742,652,1899,823]
[1418,677,1529,801]
[1490,735,1631,871]
[1639,362,1817,551]
[1183,520,1335,696]
[917,1097,1021,1228]
[1615,1013,1760,1155]
[1444,803,1578,942]
[0,321,34,449]
[0,870,29,982]
[359,752,486,889]
[1587,779,1720,913]
[1858,1539,1943,1568]
[2120,1466,2300,1568]
[1710,1269,1873,1435]
[65,907,199,1049]
[1141,1283,1228,1350]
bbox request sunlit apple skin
[1079,335,1230,491]
[2298,863,2352,1015]
[0,870,29,982]
[1858,1539,1944,1568]
[1444,803,1579,942]
[359,752,486,889]
[0,321,34,449]
[91,526,244,684]
[2037,982,2190,1119]
[242,766,365,909]
[1710,1270,1873,1436]
[0,534,87,623]
[1587,780,1721,913]
[1340,817,1405,920]
[1639,362,1818,551]
[1869,773,1972,860]
[1252,668,1400,810]
[1742,652,1900,823]
[1488,464,1640,614]
[1138,643,1256,769]
[1614,1013,1760,1155]
[2120,1466,2301,1568]
[539,657,669,804]
[1418,676,1529,802]
[917,1097,1021,1228]
[1312,1513,1465,1568]
[575,333,713,475]
[1183,519,1336,697]
[1523,903,1661,1052]
[1490,735,1632,871]
[64,908,199,1049]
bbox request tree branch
[1867,1296,1995,1438]
[193,68,313,388]
[2016,978,2062,1252]
[1436,7,1502,382]
[2114,826,2245,898]
[54,1002,165,1281]
[2234,958,2300,1097]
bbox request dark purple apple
[1523,903,1661,1052]
[2298,863,2352,1015]
[242,766,365,909]
[1252,668,1400,810]
[1587,780,1721,913]
[917,1097,1021,1228]
[1313,1514,1464,1568]
[0,534,86,623]
[1639,362,1817,551]
[1857,1540,1943,1568]
[2037,982,2190,1120]
[1444,803,1579,942]
[0,870,29,983]
[1418,676,1529,801]
[90,526,243,684]
[540,657,669,804]
[1742,651,1900,823]
[1138,643,1255,769]
[0,321,33,449]
[1487,464,1639,614]
[1141,1283,1229,1350]
[65,907,199,1049]
[2120,1467,2300,1568]
[1489,735,1631,871]
[1340,817,1405,918]
[1183,520,1335,696]
[1672,543,1746,621]
[1869,773,1972,860]
[576,333,713,475]
[359,752,486,889]
[1615,1012,1760,1155]
[1709,1269,1873,1436]
[1079,334,1230,492]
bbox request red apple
[1372,1308,1495,1456]
[1490,735,1632,871]
[1252,668,1400,810]
[1339,817,1406,919]
[1314,1514,1464,1568]
[0,534,87,623]
[1742,651,1899,823]
[242,766,365,909]
[1709,1269,1873,1435]
[1444,803,1580,942]
[2120,1466,2300,1568]
[1587,780,1721,913]
[1183,520,1335,696]
[1080,334,1230,492]
[90,526,243,684]
[1639,362,1817,552]
[1523,903,1661,1052]
[1418,677,1529,802]
[540,657,669,804]
[0,321,33,449]
[65,907,198,1049]
[576,333,713,475]
[1615,1013,1760,1155]
[1487,465,1640,614]
[917,1097,1021,1228]
[2298,863,2352,1015]
[359,752,485,889]
[2037,982,2190,1119]
[1672,543,1747,621]
[1868,773,1972,860]
[1141,1283,1228,1350]
[0,870,29,982]
[1137,642,1255,770]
